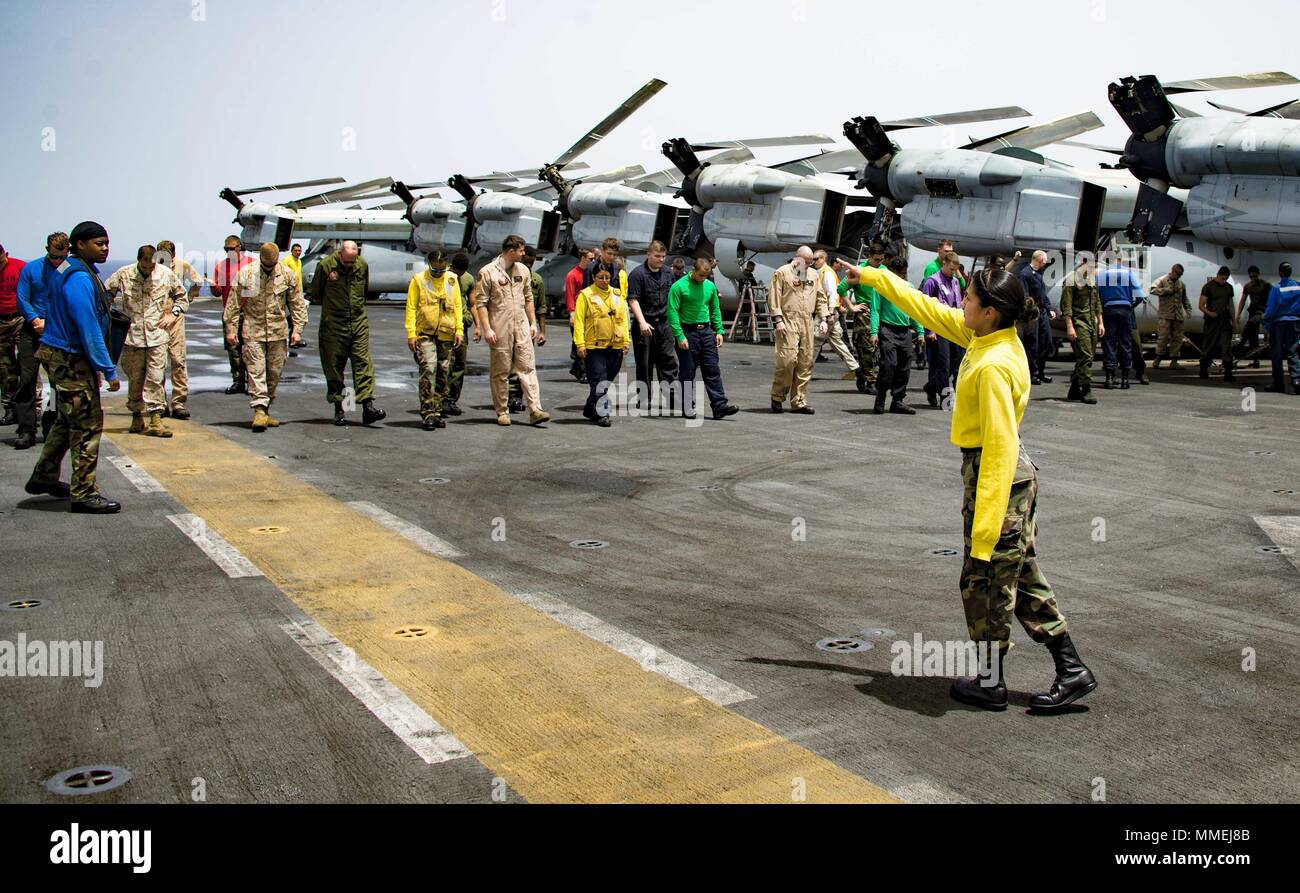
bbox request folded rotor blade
[1163,71,1299,94]
[550,78,668,168]
[879,105,1031,131]
[963,111,1103,152]
[690,134,834,151]
[285,177,396,209]
[232,176,345,197]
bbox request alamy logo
[0,634,104,687]
[50,824,151,873]
[890,634,1002,687]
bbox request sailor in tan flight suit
[224,243,308,433]
[769,245,829,414]
[473,234,550,427]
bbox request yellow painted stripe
[105,406,897,804]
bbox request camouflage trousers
[1155,318,1185,359]
[120,344,168,414]
[165,307,189,408]
[32,346,103,501]
[414,335,453,420]
[243,339,288,410]
[960,446,1068,653]
[1069,317,1097,389]
[851,311,878,384]
[441,335,468,405]
[0,314,22,410]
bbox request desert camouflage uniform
[1150,273,1193,360]
[165,257,203,410]
[105,263,186,415]
[959,446,1068,653]
[225,262,307,411]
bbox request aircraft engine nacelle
[1153,117,1300,251]
[472,193,560,254]
[566,183,682,254]
[236,202,297,251]
[409,197,468,255]
[696,164,846,252]
[889,149,1106,254]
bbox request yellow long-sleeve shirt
[405,270,465,342]
[857,266,1030,562]
[572,285,631,349]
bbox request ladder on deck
[728,282,773,343]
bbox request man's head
[523,245,538,269]
[501,234,527,265]
[646,240,667,271]
[259,242,280,270]
[46,232,70,264]
[70,222,110,264]
[1076,255,1094,277]
[793,245,814,270]
[812,248,828,269]
[600,237,620,265]
[155,239,176,265]
[940,250,960,275]
[137,244,157,277]
[689,256,712,284]
[1215,265,1230,284]
[338,240,360,266]
[887,256,908,278]
[868,242,886,265]
[576,249,595,271]
[291,243,303,259]
[937,239,955,254]
[1169,263,1184,280]
[671,257,686,276]
[1281,262,1293,279]
[223,235,242,256]
[451,252,471,275]
[1031,249,1048,271]
[1247,265,1260,281]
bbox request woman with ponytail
[835,258,1097,713]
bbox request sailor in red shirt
[0,244,29,426]
[565,249,594,382]
[210,235,252,394]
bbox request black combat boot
[925,384,939,407]
[14,430,35,450]
[1029,633,1097,712]
[1066,381,1082,402]
[1079,387,1098,405]
[1103,370,1114,390]
[362,400,386,425]
[333,405,347,426]
[873,393,887,415]
[0,409,14,426]
[71,494,122,514]
[855,368,868,394]
[1120,370,1130,390]
[950,650,1008,711]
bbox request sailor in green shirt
[838,242,887,394]
[921,240,968,288]
[666,257,737,420]
[868,256,925,414]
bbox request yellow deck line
[104,406,897,804]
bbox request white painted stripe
[281,619,472,765]
[107,456,167,494]
[167,513,264,579]
[512,591,756,707]
[1254,516,1300,574]
[346,501,466,558]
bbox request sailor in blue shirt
[27,221,123,514]
[12,232,70,448]
[1096,261,1145,389]
[1263,262,1300,394]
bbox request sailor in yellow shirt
[572,266,631,427]
[405,251,465,431]
[836,259,1097,714]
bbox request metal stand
[728,282,773,343]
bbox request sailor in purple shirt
[920,250,967,407]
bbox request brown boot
[129,412,145,434]
[264,413,281,428]
[252,408,270,433]
[144,412,173,438]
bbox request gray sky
[3,0,1299,265]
